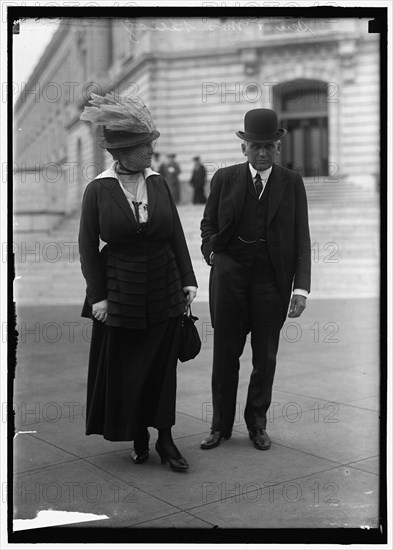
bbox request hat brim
[236,128,287,143]
[101,130,160,149]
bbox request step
[12,193,381,304]
[15,261,379,286]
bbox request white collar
[248,163,273,181]
[94,162,160,181]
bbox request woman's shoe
[155,441,189,472]
[130,448,149,464]
[131,429,150,464]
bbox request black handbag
[178,305,202,362]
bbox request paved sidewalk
[12,297,381,540]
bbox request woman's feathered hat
[80,92,160,149]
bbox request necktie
[254,173,263,197]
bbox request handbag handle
[183,304,198,321]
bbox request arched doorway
[274,79,328,178]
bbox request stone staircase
[13,179,380,305]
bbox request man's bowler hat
[236,109,287,143]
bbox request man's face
[241,140,281,171]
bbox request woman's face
[118,141,155,171]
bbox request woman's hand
[183,286,197,307]
[92,299,108,323]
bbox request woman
[79,93,197,471]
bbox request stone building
[14,16,380,233]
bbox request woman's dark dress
[79,168,197,441]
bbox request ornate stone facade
[13,16,380,232]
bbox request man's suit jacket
[201,162,311,321]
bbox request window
[77,138,83,197]
[77,33,88,81]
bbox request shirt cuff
[293,288,308,298]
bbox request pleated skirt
[85,315,183,441]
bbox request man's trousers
[209,247,283,434]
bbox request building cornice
[118,31,357,68]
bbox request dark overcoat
[200,162,311,325]
[190,165,206,189]
[79,172,197,328]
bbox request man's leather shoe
[200,430,231,450]
[249,429,271,450]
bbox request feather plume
[80,92,157,134]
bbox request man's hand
[92,299,108,323]
[288,294,307,318]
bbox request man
[190,156,207,204]
[151,151,161,172]
[200,109,311,451]
[161,153,181,204]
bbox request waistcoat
[225,170,274,270]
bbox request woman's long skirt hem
[85,315,182,442]
[85,421,175,442]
